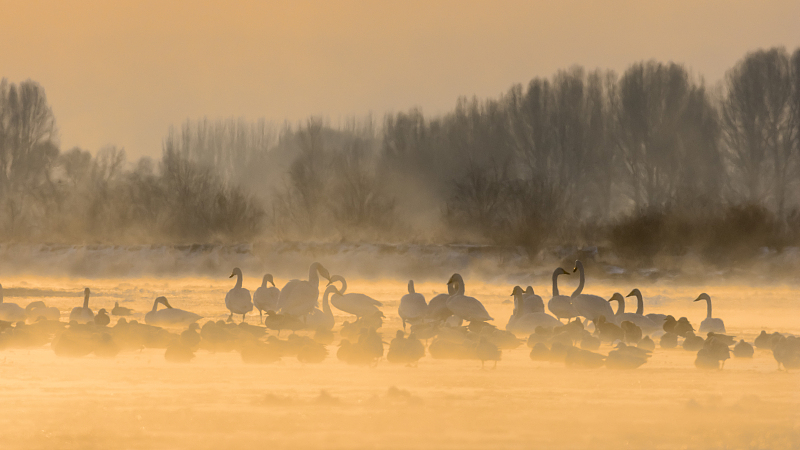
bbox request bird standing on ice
[398,280,427,330]
[694,293,725,333]
[226,268,253,323]
[253,274,280,323]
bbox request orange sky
[1,0,799,160]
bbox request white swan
[426,282,456,322]
[445,274,492,322]
[571,260,615,325]
[145,297,202,328]
[0,284,26,322]
[328,275,383,318]
[627,289,667,329]
[398,280,427,330]
[225,267,253,322]
[695,293,725,333]
[304,284,337,330]
[547,268,577,322]
[507,286,561,335]
[69,288,95,323]
[522,286,544,314]
[253,274,280,323]
[25,301,60,321]
[608,293,659,334]
[278,262,330,317]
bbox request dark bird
[733,340,754,358]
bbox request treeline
[2,47,800,264]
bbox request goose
[94,309,111,326]
[111,301,133,316]
[608,293,659,333]
[225,268,253,323]
[547,268,577,322]
[328,275,383,319]
[144,297,202,328]
[253,274,280,323]
[694,293,725,333]
[277,262,330,318]
[69,288,95,324]
[25,301,60,321]
[627,288,667,329]
[506,286,561,335]
[522,286,545,314]
[304,284,337,331]
[571,261,615,326]
[445,274,492,323]
[398,280,427,330]
[0,284,26,323]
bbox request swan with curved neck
[694,293,725,333]
[547,268,577,322]
[398,280,427,330]
[627,289,667,329]
[253,274,280,323]
[445,273,492,322]
[304,284,337,330]
[608,293,659,332]
[225,267,253,323]
[507,285,561,335]
[145,296,202,328]
[426,282,456,322]
[571,260,615,326]
[69,288,95,324]
[0,283,26,322]
[328,274,383,318]
[278,262,331,317]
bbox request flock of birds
[0,260,797,371]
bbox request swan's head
[694,293,711,302]
[323,284,341,297]
[446,273,463,286]
[608,293,624,303]
[230,267,242,278]
[553,268,569,277]
[407,280,415,293]
[156,296,173,309]
[511,285,524,297]
[326,275,345,290]
[525,286,534,294]
[572,260,583,273]
[626,289,641,298]
[262,274,275,287]
[84,287,91,296]
[396,330,404,338]
[312,262,331,281]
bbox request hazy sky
[2,0,799,160]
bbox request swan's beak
[572,267,578,273]
[229,273,235,278]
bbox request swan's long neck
[235,272,243,289]
[453,280,465,296]
[634,292,643,315]
[704,298,712,319]
[83,292,90,309]
[571,264,585,297]
[152,299,160,312]
[611,298,624,315]
[408,281,415,294]
[261,277,268,288]
[322,289,333,318]
[552,272,560,297]
[513,292,524,318]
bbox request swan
[571,260,615,325]
[694,293,725,333]
[225,268,253,323]
[608,293,659,333]
[145,296,202,328]
[25,300,60,322]
[0,284,26,322]
[328,275,383,318]
[625,288,668,330]
[507,286,561,335]
[69,288,95,324]
[398,280,427,330]
[522,286,544,314]
[445,274,492,323]
[304,284,337,330]
[278,262,330,317]
[253,274,280,323]
[547,268,577,322]
[111,301,133,316]
[426,282,456,322]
